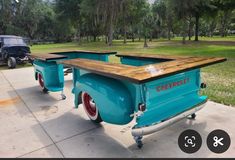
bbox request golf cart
[0,35,32,68]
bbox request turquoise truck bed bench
[30,50,116,98]
[32,51,226,148]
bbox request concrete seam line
[55,126,101,144]
[2,72,66,158]
[1,70,134,157]
[16,144,54,158]
[54,126,135,157]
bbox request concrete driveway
[0,67,234,158]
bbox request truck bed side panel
[136,69,207,128]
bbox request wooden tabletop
[60,56,226,84]
[30,50,117,61]
[116,53,196,60]
[54,50,117,54]
[30,53,67,61]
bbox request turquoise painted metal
[33,51,114,94]
[120,56,171,66]
[73,55,207,128]
[72,67,207,127]
[34,60,64,92]
[33,51,213,148]
[135,69,207,128]
[71,55,206,126]
[73,72,134,124]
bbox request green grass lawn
[2,37,235,106]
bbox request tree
[119,0,130,44]
[169,0,192,44]
[12,0,47,39]
[152,0,175,40]
[130,0,149,42]
[214,0,235,37]
[35,1,56,40]
[118,0,149,44]
[55,0,82,41]
[0,0,234,43]
[0,0,15,34]
[190,0,217,41]
[80,0,103,42]
[140,3,153,47]
[98,0,123,46]
[200,16,218,37]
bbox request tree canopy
[0,0,234,46]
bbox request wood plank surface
[60,56,226,83]
[31,50,117,61]
[126,57,226,82]
[34,50,117,56]
[116,53,196,60]
[30,53,68,61]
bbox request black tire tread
[8,57,16,69]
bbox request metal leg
[134,136,143,149]
[61,90,66,100]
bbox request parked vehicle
[31,51,226,148]
[0,35,32,68]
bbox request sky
[148,0,155,4]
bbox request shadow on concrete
[35,111,135,158]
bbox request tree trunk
[93,35,96,42]
[144,35,148,48]
[188,22,192,40]
[149,33,152,42]
[182,36,186,44]
[108,0,114,46]
[188,27,191,40]
[220,12,227,37]
[105,35,108,44]
[26,25,34,40]
[108,24,113,46]
[221,18,226,37]
[195,13,199,41]
[132,33,135,42]
[124,25,127,44]
[209,21,216,37]
[123,3,127,44]
[167,29,171,40]
[27,31,33,40]
[77,33,81,44]
[77,23,81,44]
[182,20,187,44]
[187,16,193,41]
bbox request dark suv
[0,35,32,68]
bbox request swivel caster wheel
[134,136,143,149]
[188,113,196,120]
[61,94,66,100]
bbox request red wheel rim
[83,93,97,117]
[38,74,44,88]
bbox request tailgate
[136,69,207,128]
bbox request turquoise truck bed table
[30,50,116,99]
[61,54,225,83]
[32,51,226,148]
